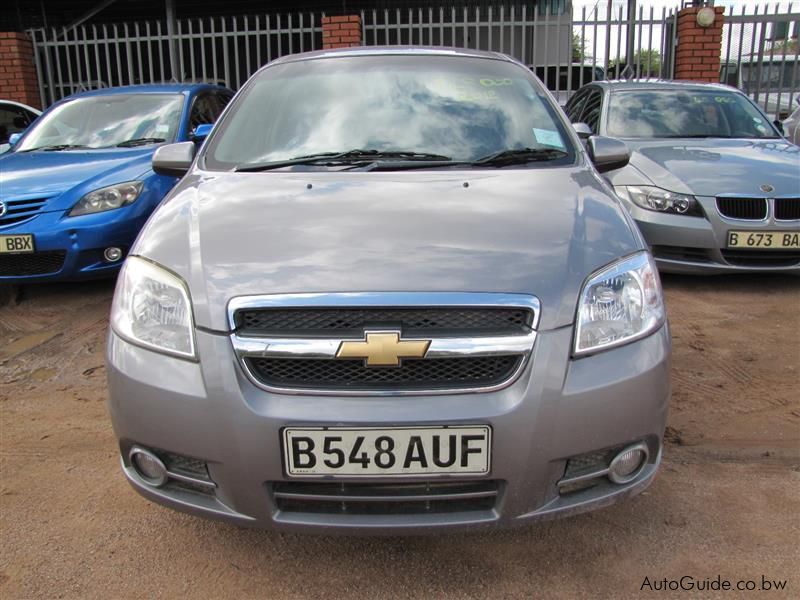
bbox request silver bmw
[106,47,670,534]
[565,80,800,274]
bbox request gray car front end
[574,81,800,274]
[105,48,671,534]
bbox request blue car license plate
[0,234,34,254]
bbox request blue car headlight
[69,181,144,216]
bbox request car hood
[611,138,800,197]
[133,168,642,332]
[0,147,158,208]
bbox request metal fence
[360,3,679,104]
[720,3,799,119]
[25,2,800,120]
[29,13,322,106]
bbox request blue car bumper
[0,204,152,284]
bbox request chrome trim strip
[165,470,217,489]
[227,292,541,331]
[232,331,537,361]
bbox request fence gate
[29,12,322,107]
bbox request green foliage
[608,49,662,77]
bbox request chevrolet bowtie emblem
[336,331,431,367]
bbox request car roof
[268,45,515,67]
[0,99,42,114]
[67,83,229,99]
[591,79,741,93]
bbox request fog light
[104,247,123,262]
[608,443,649,484]
[130,447,168,487]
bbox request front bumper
[625,199,800,275]
[0,208,148,284]
[107,321,671,534]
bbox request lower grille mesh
[246,355,521,391]
[272,480,500,515]
[0,251,66,276]
[721,250,800,267]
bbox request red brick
[339,22,361,31]
[339,35,360,43]
[326,36,340,43]
[329,16,351,23]
[323,23,340,31]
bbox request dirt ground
[0,274,798,599]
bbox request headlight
[615,185,701,216]
[110,256,196,359]
[575,252,665,356]
[69,181,143,216]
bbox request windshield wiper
[116,137,166,147]
[657,134,735,139]
[471,147,568,167]
[20,144,90,152]
[234,149,455,172]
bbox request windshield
[607,89,780,139]
[204,55,574,170]
[16,93,184,151]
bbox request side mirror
[773,119,785,136]
[190,123,213,141]
[572,123,593,140]
[587,136,630,173]
[8,133,22,146]
[152,142,196,177]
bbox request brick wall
[674,6,725,83]
[322,15,362,49]
[0,32,40,109]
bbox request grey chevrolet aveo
[106,47,671,534]
[566,80,800,274]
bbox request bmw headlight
[615,185,701,216]
[575,252,665,356]
[110,256,196,359]
[69,181,143,216]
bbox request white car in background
[0,100,41,153]
[783,97,800,146]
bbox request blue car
[0,84,234,283]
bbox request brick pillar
[322,16,362,49]
[674,6,725,83]
[0,32,41,109]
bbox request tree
[608,49,662,78]
[572,32,587,62]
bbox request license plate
[727,231,800,249]
[0,234,35,254]
[283,426,491,477]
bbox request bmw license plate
[283,426,491,477]
[0,234,34,254]
[727,231,800,249]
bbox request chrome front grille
[716,197,767,220]
[0,197,49,227]
[229,292,539,395]
[271,479,500,515]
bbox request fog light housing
[104,247,123,262]
[608,443,649,484]
[130,447,168,487]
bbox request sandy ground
[0,274,798,599]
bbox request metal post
[165,0,179,81]
[626,0,637,73]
